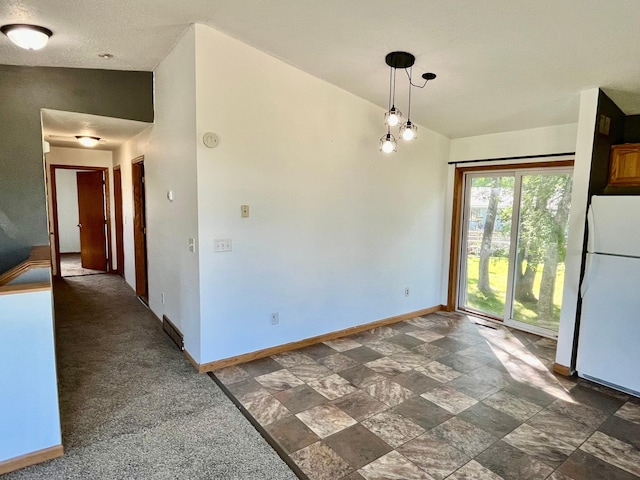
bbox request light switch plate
[241,205,249,218]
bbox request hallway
[5,274,296,479]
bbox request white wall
[142,26,201,358]
[449,124,579,162]
[45,147,115,272]
[55,169,80,252]
[0,286,61,463]
[555,88,599,368]
[113,128,151,289]
[193,24,450,364]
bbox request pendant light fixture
[379,51,436,154]
[1,24,53,50]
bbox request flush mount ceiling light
[76,136,101,148]
[1,24,52,50]
[379,51,436,154]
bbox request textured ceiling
[41,109,151,151]
[3,0,640,139]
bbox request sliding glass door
[458,167,572,336]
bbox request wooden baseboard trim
[196,305,443,373]
[183,349,200,371]
[0,444,63,475]
[553,363,573,377]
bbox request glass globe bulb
[379,132,397,153]
[385,106,402,127]
[400,121,418,141]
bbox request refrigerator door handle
[586,205,595,254]
[580,253,594,298]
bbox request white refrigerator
[576,195,640,396]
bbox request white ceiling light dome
[1,24,53,50]
[76,136,101,148]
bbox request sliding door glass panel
[460,175,515,318]
[510,172,572,333]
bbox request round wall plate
[203,132,220,148]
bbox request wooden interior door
[114,167,125,276]
[132,160,148,300]
[77,171,107,271]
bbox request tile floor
[212,311,640,480]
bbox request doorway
[452,163,573,337]
[132,157,148,303]
[50,165,112,278]
[113,166,125,276]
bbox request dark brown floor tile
[413,342,451,361]
[430,417,498,457]
[569,383,627,414]
[392,370,441,394]
[558,449,639,480]
[337,364,385,389]
[387,332,426,349]
[448,374,502,400]
[430,336,472,353]
[226,377,263,398]
[389,321,422,334]
[398,432,469,480]
[526,408,595,449]
[264,415,320,454]
[298,343,338,360]
[343,472,366,480]
[324,424,392,469]
[392,395,452,430]
[598,415,640,450]
[274,384,327,414]
[438,353,487,373]
[448,460,503,479]
[475,440,555,480]
[547,398,609,429]
[342,346,384,364]
[458,402,522,438]
[290,441,354,480]
[503,424,574,468]
[241,356,283,377]
[332,390,386,422]
[502,380,556,407]
[317,353,360,372]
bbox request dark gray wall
[624,114,640,143]
[0,65,153,273]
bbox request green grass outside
[465,256,564,332]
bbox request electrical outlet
[214,239,232,252]
[404,287,410,297]
[271,312,279,325]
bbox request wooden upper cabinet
[609,143,640,186]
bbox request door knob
[77,224,82,227]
